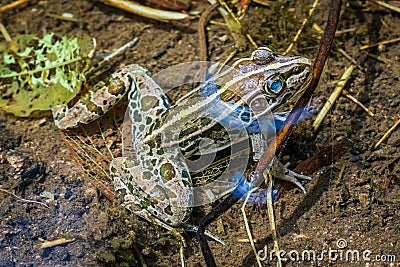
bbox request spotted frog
[54,47,311,230]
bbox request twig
[237,238,259,243]
[369,0,400,13]
[342,90,374,117]
[365,52,393,64]
[133,244,148,267]
[0,0,29,13]
[45,12,79,22]
[0,22,12,42]
[265,170,282,267]
[179,242,185,267]
[218,0,258,49]
[335,164,345,187]
[0,188,49,208]
[198,2,220,62]
[335,28,356,36]
[253,0,272,7]
[373,118,400,149]
[86,37,139,77]
[206,0,257,52]
[284,0,319,55]
[218,49,238,73]
[312,23,324,34]
[312,65,354,132]
[98,0,189,21]
[38,237,75,249]
[359,36,400,51]
[336,47,365,72]
[241,187,263,267]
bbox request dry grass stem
[0,188,49,208]
[241,187,263,267]
[98,0,189,21]
[369,0,400,13]
[342,90,374,117]
[336,47,365,71]
[313,65,355,132]
[373,118,400,149]
[284,0,319,55]
[0,0,29,13]
[38,237,76,249]
[359,36,400,50]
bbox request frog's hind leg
[112,160,188,246]
[110,156,191,226]
[110,157,221,243]
[53,65,135,130]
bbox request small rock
[358,193,370,208]
[64,188,73,199]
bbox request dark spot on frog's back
[116,188,128,200]
[127,182,134,193]
[139,124,145,131]
[160,162,176,181]
[153,168,159,176]
[143,171,153,180]
[130,101,137,110]
[141,95,159,112]
[108,80,126,96]
[161,95,169,108]
[133,110,141,122]
[116,83,127,96]
[182,169,189,179]
[164,205,173,216]
[96,107,104,116]
[181,178,190,187]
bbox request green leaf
[0,33,93,116]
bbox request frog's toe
[289,170,311,181]
[281,169,311,194]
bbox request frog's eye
[265,75,284,94]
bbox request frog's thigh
[110,157,191,226]
[128,71,170,124]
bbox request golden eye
[266,75,284,94]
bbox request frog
[53,46,311,232]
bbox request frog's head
[218,46,311,115]
[249,47,311,112]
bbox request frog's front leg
[270,156,311,193]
